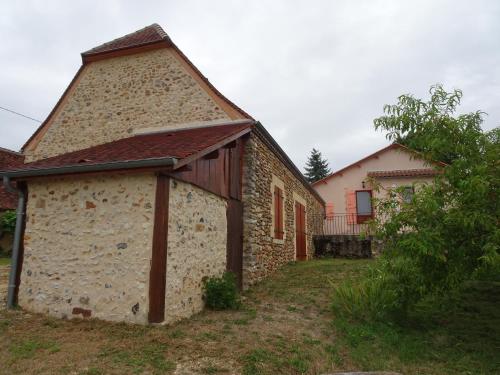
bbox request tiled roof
[0,148,24,209]
[82,24,169,56]
[313,143,447,186]
[7,122,253,174]
[367,169,441,178]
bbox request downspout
[3,175,26,309]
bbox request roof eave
[0,157,178,180]
[253,122,325,205]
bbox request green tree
[333,85,499,320]
[1,210,16,233]
[304,148,331,183]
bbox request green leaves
[203,272,241,310]
[367,85,500,316]
[0,210,16,233]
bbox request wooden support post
[148,175,170,323]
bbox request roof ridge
[82,23,169,56]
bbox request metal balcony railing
[318,213,373,236]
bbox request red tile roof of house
[312,143,447,186]
[0,148,24,209]
[6,122,253,174]
[367,168,442,178]
[82,24,169,57]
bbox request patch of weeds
[302,335,321,346]
[168,328,186,339]
[9,339,60,360]
[232,308,257,326]
[288,357,309,373]
[0,318,10,333]
[242,349,281,375]
[244,308,257,319]
[287,344,311,374]
[324,344,343,366]
[286,305,298,312]
[204,272,241,310]
[98,344,174,374]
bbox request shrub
[332,256,426,321]
[1,210,16,233]
[333,85,499,321]
[203,272,240,310]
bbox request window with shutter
[355,190,373,224]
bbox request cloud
[0,0,498,172]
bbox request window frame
[273,185,284,240]
[402,186,415,204]
[355,189,373,224]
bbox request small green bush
[203,272,240,310]
[1,210,16,233]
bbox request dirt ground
[0,259,369,375]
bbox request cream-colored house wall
[25,48,236,162]
[314,147,434,214]
[165,179,227,324]
[19,173,156,324]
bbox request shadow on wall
[0,231,13,258]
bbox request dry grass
[0,259,369,375]
[2,259,496,374]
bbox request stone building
[0,24,324,324]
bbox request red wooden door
[295,202,307,261]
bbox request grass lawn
[0,258,11,266]
[0,259,498,374]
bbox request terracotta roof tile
[367,169,441,178]
[82,24,169,56]
[0,148,24,209]
[7,122,253,174]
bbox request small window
[402,186,414,204]
[355,190,373,224]
[273,185,284,239]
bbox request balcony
[319,213,373,236]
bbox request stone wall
[241,133,324,288]
[26,48,232,162]
[19,173,156,324]
[165,179,227,323]
[313,235,373,258]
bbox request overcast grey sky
[1,0,499,171]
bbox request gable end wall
[26,48,234,162]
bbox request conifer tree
[304,148,331,183]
